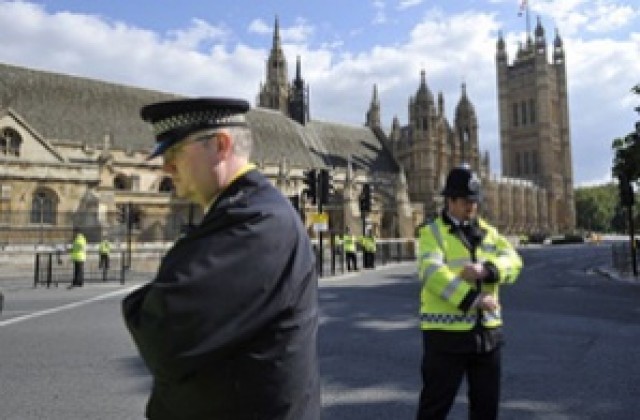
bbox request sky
[0,0,638,186]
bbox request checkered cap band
[152,110,247,136]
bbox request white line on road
[0,285,141,327]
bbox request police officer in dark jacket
[122,98,320,420]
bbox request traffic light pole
[627,204,637,276]
[126,202,132,270]
[318,195,324,278]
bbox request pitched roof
[0,61,398,173]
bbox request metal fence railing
[312,238,416,277]
[32,245,171,287]
[0,209,197,247]
[19,238,417,287]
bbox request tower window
[521,101,527,125]
[532,151,539,174]
[512,103,519,127]
[529,99,536,124]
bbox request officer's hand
[460,263,487,282]
[477,293,499,311]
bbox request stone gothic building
[257,17,309,125]
[496,17,575,232]
[373,17,575,233]
[0,17,574,246]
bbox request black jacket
[122,169,320,420]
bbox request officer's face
[447,196,478,222]
[162,131,224,206]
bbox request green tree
[612,84,640,199]
[575,184,618,232]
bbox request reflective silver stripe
[481,244,498,253]
[420,262,444,280]
[448,257,471,268]
[441,276,462,300]
[420,251,444,262]
[429,222,445,258]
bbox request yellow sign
[311,212,329,232]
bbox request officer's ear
[214,131,233,158]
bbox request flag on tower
[518,0,528,16]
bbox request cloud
[398,0,423,11]
[248,17,313,43]
[247,18,271,35]
[533,0,639,36]
[372,0,387,25]
[0,0,638,185]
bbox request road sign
[311,212,329,232]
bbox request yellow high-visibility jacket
[99,240,111,255]
[70,234,87,262]
[417,216,522,331]
[342,234,358,253]
[361,236,377,252]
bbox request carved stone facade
[375,19,574,234]
[0,18,574,246]
[496,18,575,232]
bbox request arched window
[1,127,22,157]
[31,190,56,225]
[159,177,174,193]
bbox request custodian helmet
[441,165,482,201]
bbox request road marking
[0,285,141,327]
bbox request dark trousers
[99,254,110,270]
[72,261,84,286]
[346,251,358,271]
[417,334,501,420]
[363,251,375,268]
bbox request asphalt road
[1,242,639,419]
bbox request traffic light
[360,183,372,213]
[303,169,317,204]
[319,169,332,205]
[129,206,141,228]
[618,173,635,206]
[116,204,127,224]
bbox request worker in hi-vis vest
[69,232,87,288]
[341,227,359,271]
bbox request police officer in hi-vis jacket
[416,164,522,420]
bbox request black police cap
[441,165,482,201]
[141,97,250,159]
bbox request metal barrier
[311,238,417,277]
[33,251,127,287]
[30,239,417,286]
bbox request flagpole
[525,1,531,39]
